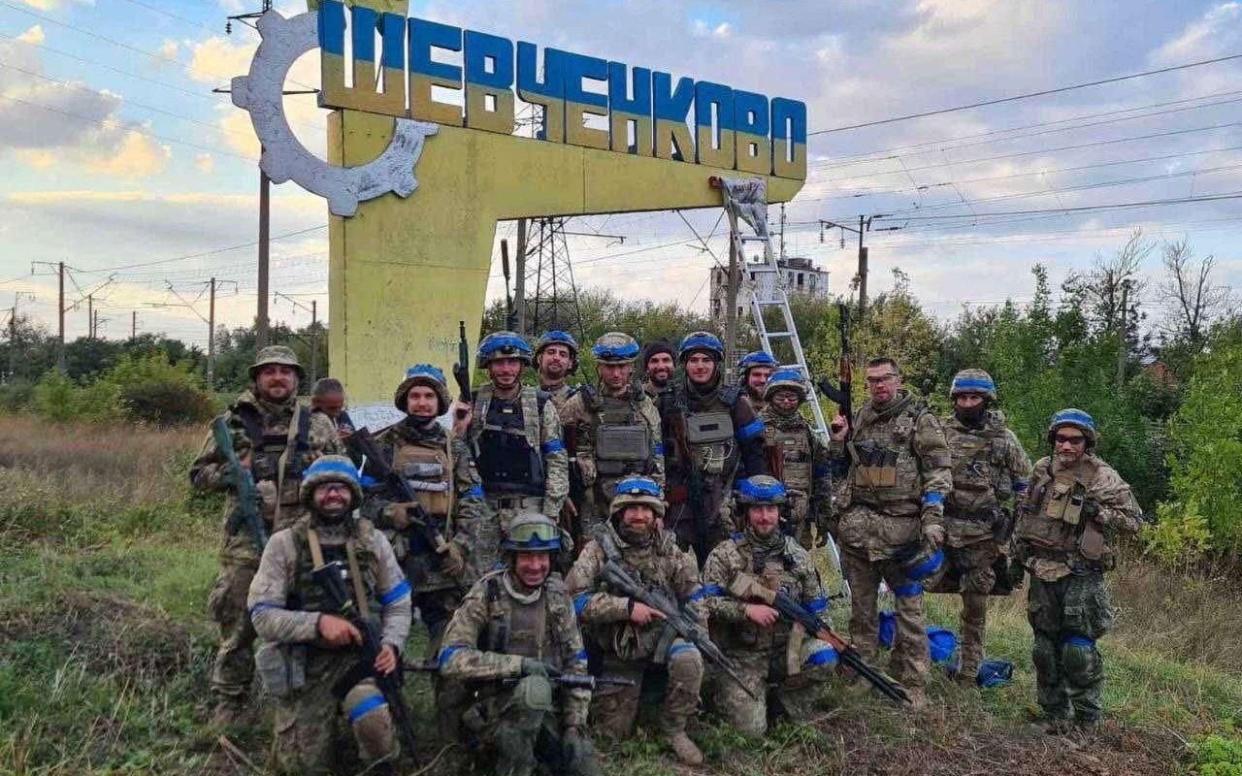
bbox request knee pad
[344,689,395,761]
[667,642,704,678]
[1031,633,1059,676]
[1060,635,1101,686]
[514,675,555,715]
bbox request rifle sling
[307,527,370,621]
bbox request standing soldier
[761,368,833,549]
[558,332,664,542]
[358,364,487,740]
[566,476,707,766]
[1013,409,1142,733]
[454,331,569,536]
[664,331,768,564]
[737,350,778,415]
[190,345,340,725]
[641,340,676,407]
[940,369,1032,684]
[438,514,603,776]
[310,377,355,441]
[828,357,951,707]
[533,330,580,413]
[247,456,411,775]
[701,476,838,736]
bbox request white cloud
[158,39,179,61]
[82,130,171,178]
[187,36,255,84]
[16,24,44,44]
[195,152,215,175]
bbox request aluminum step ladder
[714,176,850,601]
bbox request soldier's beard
[314,503,351,523]
[955,404,987,426]
[617,521,653,546]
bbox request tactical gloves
[520,658,557,677]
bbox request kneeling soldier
[566,476,707,766]
[438,514,602,776]
[702,475,837,735]
[247,456,412,775]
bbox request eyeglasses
[865,373,898,385]
[1054,434,1086,446]
[318,482,352,493]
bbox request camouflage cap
[950,368,997,401]
[249,345,305,381]
[609,476,666,518]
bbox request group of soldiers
[189,328,1144,775]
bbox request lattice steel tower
[525,217,585,341]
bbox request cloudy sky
[1,0,1239,346]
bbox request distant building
[710,256,830,319]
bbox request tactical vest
[582,386,653,478]
[592,526,678,661]
[1015,457,1110,568]
[473,385,547,495]
[391,432,454,519]
[849,397,928,512]
[712,533,800,652]
[944,414,1015,517]
[479,569,568,665]
[235,401,312,506]
[286,518,382,617]
[676,385,741,479]
[764,413,813,493]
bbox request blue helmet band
[614,476,662,498]
[592,341,640,360]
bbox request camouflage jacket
[190,390,340,563]
[701,528,828,654]
[468,383,569,514]
[439,569,590,728]
[942,410,1033,547]
[834,390,952,559]
[542,382,576,416]
[558,382,665,492]
[566,522,705,662]
[359,418,493,591]
[761,406,833,509]
[247,516,412,652]
[1014,454,1142,581]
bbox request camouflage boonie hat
[949,368,997,401]
[609,476,666,518]
[249,345,305,381]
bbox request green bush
[0,379,35,413]
[32,370,123,424]
[1193,734,1242,775]
[107,353,214,426]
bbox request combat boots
[668,731,704,766]
[209,700,246,728]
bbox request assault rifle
[729,573,909,705]
[212,416,267,553]
[453,320,473,408]
[347,427,447,576]
[405,661,636,692]
[312,560,419,756]
[600,560,758,700]
[817,302,853,440]
[668,379,710,566]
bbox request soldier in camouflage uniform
[701,476,838,736]
[533,330,580,414]
[828,357,952,706]
[358,364,489,741]
[938,369,1032,684]
[247,456,411,775]
[454,332,569,537]
[566,476,707,766]
[558,333,665,542]
[438,514,602,776]
[664,331,768,565]
[190,345,340,724]
[737,350,778,415]
[1013,409,1142,732]
[761,369,833,549]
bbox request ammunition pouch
[685,411,733,445]
[1077,519,1106,562]
[254,641,305,698]
[850,441,899,488]
[595,424,651,476]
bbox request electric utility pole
[820,217,875,318]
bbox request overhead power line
[75,225,327,274]
[809,52,1242,135]
[871,191,1242,222]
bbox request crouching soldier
[247,456,412,775]
[438,514,603,776]
[702,476,837,735]
[1014,409,1142,733]
[566,476,707,766]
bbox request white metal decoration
[230,9,438,217]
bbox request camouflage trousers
[207,553,258,705]
[840,549,930,689]
[711,639,836,736]
[463,676,601,776]
[269,653,396,775]
[1027,573,1114,723]
[945,541,1001,679]
[413,587,470,744]
[591,640,704,737]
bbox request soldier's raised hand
[744,603,779,628]
[317,614,362,647]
